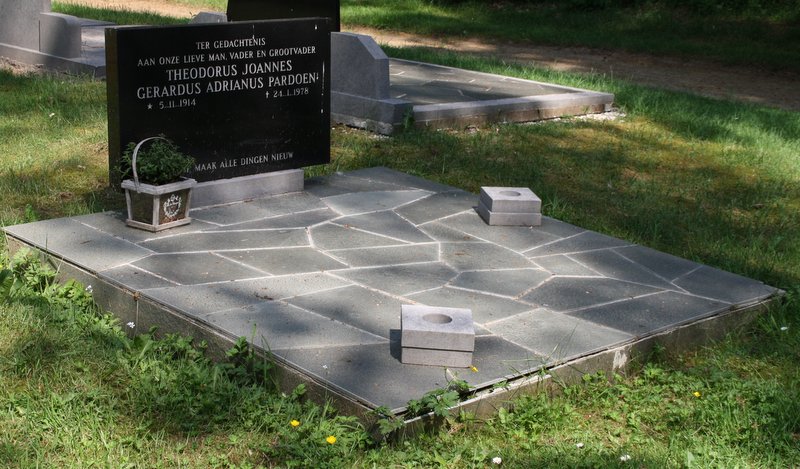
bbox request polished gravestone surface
[106,18,332,185]
[3,168,779,413]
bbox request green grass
[2,4,800,466]
[52,3,188,25]
[341,1,800,72]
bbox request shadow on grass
[342,1,800,72]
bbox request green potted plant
[120,136,196,232]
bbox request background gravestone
[227,0,340,31]
[0,0,51,50]
[106,18,331,186]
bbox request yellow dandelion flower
[290,420,300,427]
[471,365,479,372]
[693,391,701,398]
[326,435,337,444]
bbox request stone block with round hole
[476,202,542,226]
[479,187,541,213]
[401,305,475,351]
[401,347,473,368]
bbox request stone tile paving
[3,167,779,412]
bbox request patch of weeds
[406,377,471,420]
[222,335,276,389]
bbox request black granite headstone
[106,18,331,185]
[227,0,340,31]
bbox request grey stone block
[476,202,542,226]
[0,0,50,50]
[479,187,541,213]
[219,247,347,275]
[191,169,303,208]
[39,12,82,58]
[401,304,475,352]
[331,93,413,135]
[190,11,227,23]
[329,33,415,135]
[331,32,390,98]
[401,347,473,368]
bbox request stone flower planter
[122,177,196,232]
[120,136,196,232]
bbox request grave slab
[214,208,337,231]
[452,269,552,298]
[286,285,405,339]
[217,247,348,276]
[309,223,405,250]
[409,287,534,323]
[395,191,477,225]
[321,189,432,216]
[333,211,434,243]
[440,242,537,271]
[401,305,475,351]
[438,212,561,252]
[140,229,310,253]
[486,308,633,362]
[205,301,386,351]
[2,167,781,417]
[336,262,459,297]
[328,244,439,267]
[131,252,266,285]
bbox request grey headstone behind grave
[331,32,388,98]
[39,12,82,58]
[329,32,413,134]
[190,11,227,24]
[0,0,51,50]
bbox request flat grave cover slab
[3,167,779,412]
